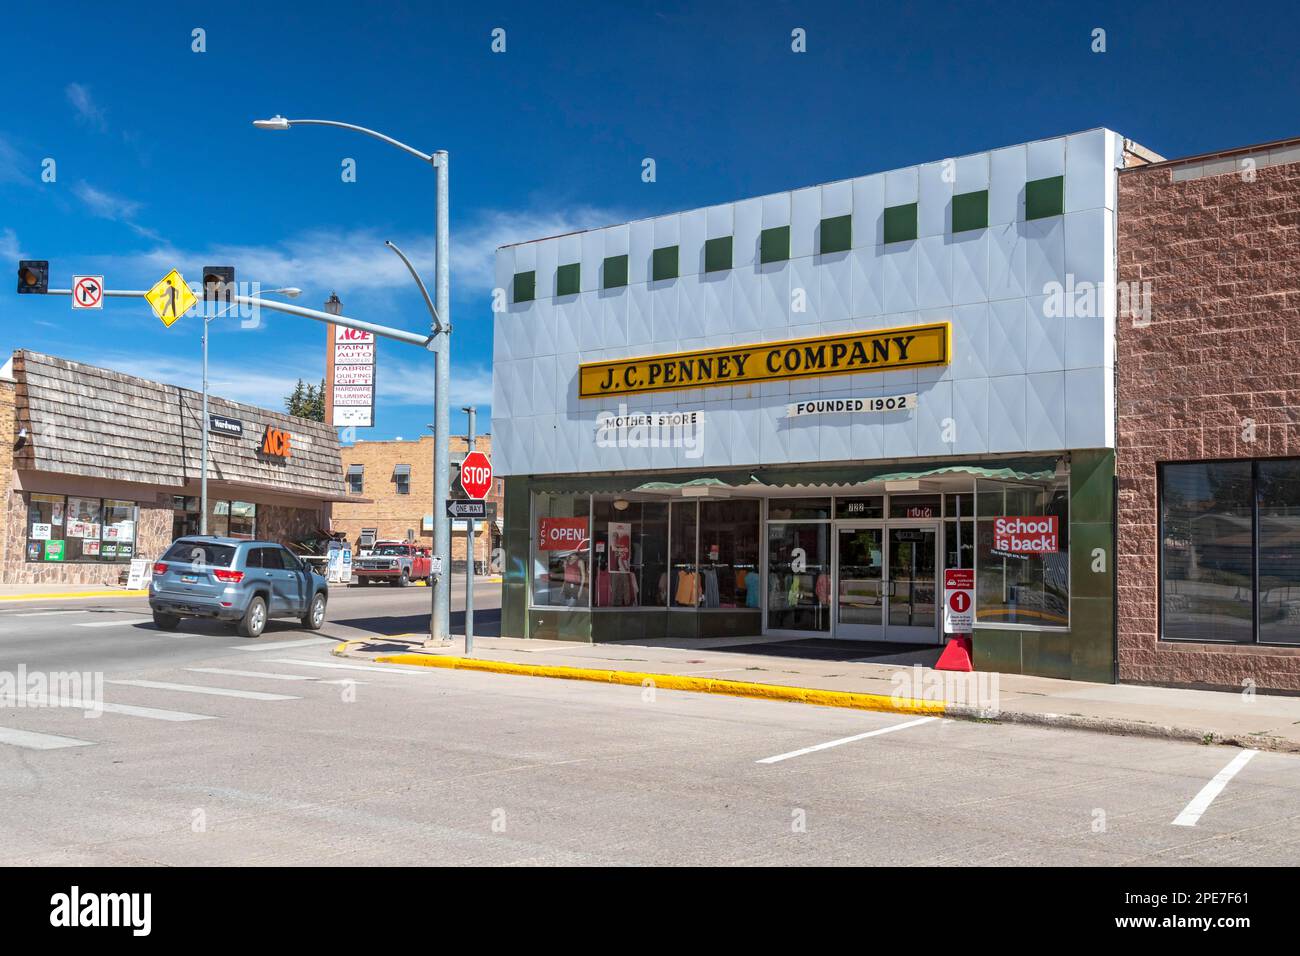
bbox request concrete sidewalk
[336,633,1300,753]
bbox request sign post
[937,568,975,672]
[459,410,490,655]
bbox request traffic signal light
[202,265,235,304]
[16,260,48,294]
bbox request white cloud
[66,83,107,131]
[453,206,628,292]
[0,136,24,185]
[94,350,316,410]
[0,228,21,262]
[375,352,493,410]
[72,182,160,241]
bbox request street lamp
[198,286,300,535]
[254,115,452,645]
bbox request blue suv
[150,536,329,638]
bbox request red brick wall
[1117,143,1300,690]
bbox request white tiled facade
[492,129,1123,476]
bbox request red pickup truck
[353,540,433,587]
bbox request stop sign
[460,450,493,500]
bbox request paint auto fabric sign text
[578,322,950,398]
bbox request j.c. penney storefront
[492,129,1135,683]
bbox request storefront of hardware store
[492,129,1149,682]
[0,351,348,587]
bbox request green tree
[284,378,324,422]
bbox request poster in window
[101,542,118,559]
[83,539,101,556]
[44,540,65,562]
[118,543,134,559]
[83,524,100,540]
[26,541,41,561]
[51,501,63,525]
[31,523,51,541]
[68,521,85,538]
[608,522,631,572]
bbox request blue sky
[2,0,1298,441]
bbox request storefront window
[532,493,590,607]
[1158,460,1299,645]
[767,522,831,632]
[229,501,257,539]
[767,497,831,520]
[1258,460,1300,645]
[889,493,941,520]
[669,501,699,606]
[944,520,974,571]
[976,479,1069,627]
[835,496,883,519]
[697,500,761,608]
[592,499,668,608]
[25,494,136,563]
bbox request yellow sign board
[579,322,951,399]
[145,269,197,327]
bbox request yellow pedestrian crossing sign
[145,269,197,327]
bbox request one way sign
[446,499,487,519]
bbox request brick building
[331,434,503,571]
[1117,136,1300,690]
[0,350,346,586]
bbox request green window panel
[760,225,790,264]
[556,262,580,297]
[704,236,732,273]
[952,189,988,233]
[883,203,917,244]
[652,245,679,281]
[513,270,535,303]
[819,214,852,254]
[1025,175,1064,220]
[602,254,628,289]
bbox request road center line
[757,715,940,764]
[1171,749,1258,827]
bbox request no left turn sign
[72,275,104,310]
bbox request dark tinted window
[1161,462,1253,643]
[163,541,236,567]
[277,549,303,571]
[1258,460,1300,645]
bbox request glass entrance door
[886,526,939,642]
[835,526,884,640]
[833,524,941,643]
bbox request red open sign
[538,517,588,551]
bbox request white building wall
[492,128,1122,476]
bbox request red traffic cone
[935,634,973,672]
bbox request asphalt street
[1,584,1298,865]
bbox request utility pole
[463,405,476,655]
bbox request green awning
[527,456,1060,495]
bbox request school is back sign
[578,322,950,398]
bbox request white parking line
[26,695,213,722]
[186,667,368,686]
[0,727,94,750]
[1172,749,1258,827]
[261,658,425,675]
[757,716,940,764]
[13,610,92,618]
[106,680,299,702]
[75,619,140,628]
[229,637,338,652]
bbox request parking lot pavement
[1,639,1298,866]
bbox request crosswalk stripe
[25,695,213,722]
[13,610,90,618]
[262,658,425,675]
[106,680,299,702]
[75,619,140,628]
[0,726,94,750]
[188,667,315,681]
[229,637,337,652]
[186,667,367,686]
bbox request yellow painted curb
[0,589,149,602]
[372,652,945,716]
